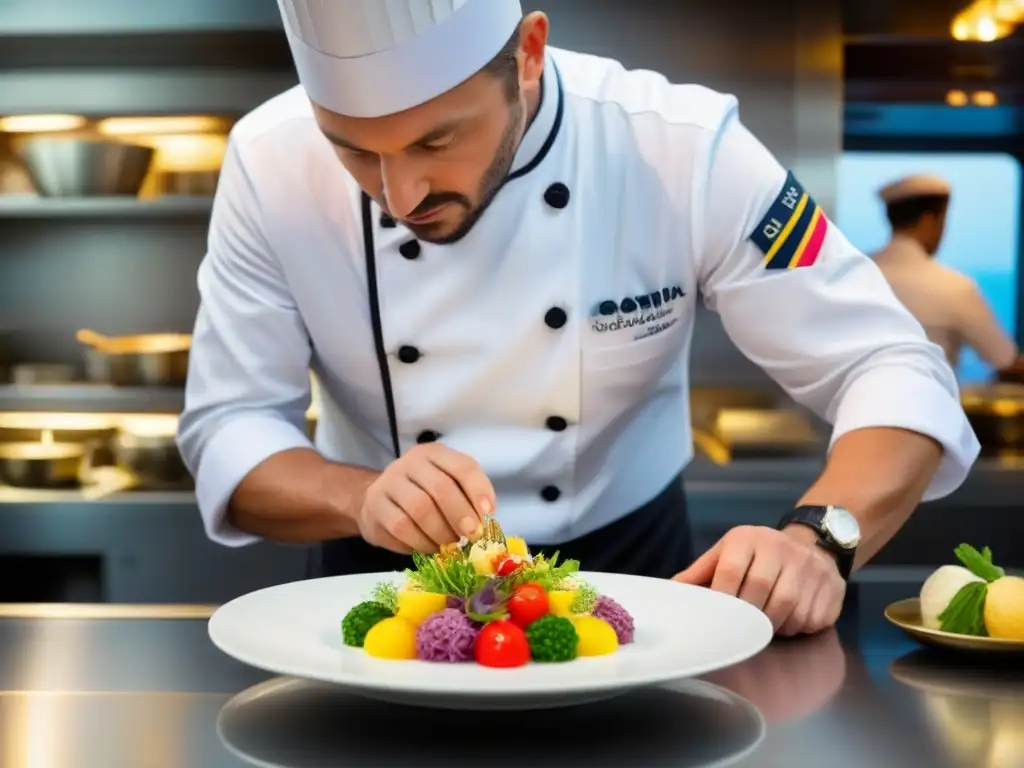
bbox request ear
[518,12,549,86]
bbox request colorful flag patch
[748,171,829,270]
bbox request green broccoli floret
[525,614,578,662]
[341,601,393,647]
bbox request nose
[380,156,428,220]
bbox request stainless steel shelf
[0,384,184,413]
[0,196,213,219]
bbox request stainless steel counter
[0,573,1021,767]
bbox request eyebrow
[321,121,462,153]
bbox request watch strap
[777,505,856,581]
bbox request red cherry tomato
[475,620,530,668]
[495,555,521,577]
[507,583,550,628]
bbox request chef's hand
[357,443,496,554]
[673,525,846,636]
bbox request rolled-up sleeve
[693,105,980,500]
[177,135,314,546]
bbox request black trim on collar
[360,192,401,459]
[507,61,565,183]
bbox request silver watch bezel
[822,505,861,549]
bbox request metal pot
[113,416,192,490]
[0,412,118,445]
[9,363,76,385]
[157,170,219,196]
[961,384,1024,449]
[0,441,87,488]
[77,329,190,387]
[16,137,155,197]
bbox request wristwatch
[777,505,860,581]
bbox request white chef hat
[277,0,524,118]
[878,174,952,204]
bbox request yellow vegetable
[468,541,506,576]
[572,616,619,657]
[984,576,1024,640]
[396,590,448,627]
[506,536,528,557]
[549,590,578,617]
[363,617,418,659]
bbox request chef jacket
[873,234,1018,372]
[177,47,981,548]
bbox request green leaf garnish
[570,582,599,614]
[955,543,1004,583]
[938,581,989,636]
[405,552,487,597]
[371,581,399,613]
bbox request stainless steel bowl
[16,138,155,197]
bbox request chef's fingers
[387,475,460,548]
[709,534,756,596]
[377,490,439,553]
[423,444,497,520]
[404,462,471,541]
[806,579,844,635]
[761,560,804,631]
[672,539,722,585]
[737,550,783,611]
[777,580,821,637]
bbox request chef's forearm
[227,448,376,542]
[796,427,943,567]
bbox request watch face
[823,507,861,548]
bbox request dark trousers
[314,473,693,579]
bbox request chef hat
[878,174,952,204]
[277,0,524,118]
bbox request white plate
[208,571,774,710]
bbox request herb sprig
[937,543,1005,636]
[406,552,487,596]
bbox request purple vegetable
[446,595,465,612]
[416,608,480,662]
[465,578,510,621]
[593,595,635,644]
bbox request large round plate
[208,571,774,710]
[884,598,1024,653]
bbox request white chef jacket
[872,235,1018,371]
[177,47,981,548]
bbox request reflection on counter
[890,650,1024,768]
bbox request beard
[404,96,524,246]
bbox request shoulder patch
[748,171,829,270]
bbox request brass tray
[884,598,1024,653]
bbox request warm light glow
[946,89,970,106]
[972,89,999,106]
[96,115,224,136]
[951,2,1018,40]
[131,133,228,172]
[0,114,86,133]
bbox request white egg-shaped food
[920,565,984,630]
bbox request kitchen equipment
[0,412,118,446]
[113,415,191,490]
[712,407,824,459]
[0,440,87,488]
[77,329,190,387]
[16,137,155,197]
[0,327,12,382]
[157,170,219,196]
[10,363,76,385]
[960,384,1024,449]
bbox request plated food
[916,543,1024,641]
[341,516,635,667]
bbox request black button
[544,182,570,209]
[544,307,568,329]
[397,345,421,364]
[540,485,561,502]
[417,430,441,444]
[380,214,397,228]
[546,416,568,432]
[399,240,421,260]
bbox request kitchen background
[0,0,1021,604]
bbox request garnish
[507,582,550,628]
[570,582,600,615]
[465,578,513,623]
[371,581,399,613]
[525,614,579,662]
[938,581,989,636]
[511,551,580,591]
[406,551,487,597]
[341,601,394,647]
[955,543,1004,582]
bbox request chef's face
[313,15,549,245]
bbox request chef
[872,174,1022,374]
[177,0,980,637]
